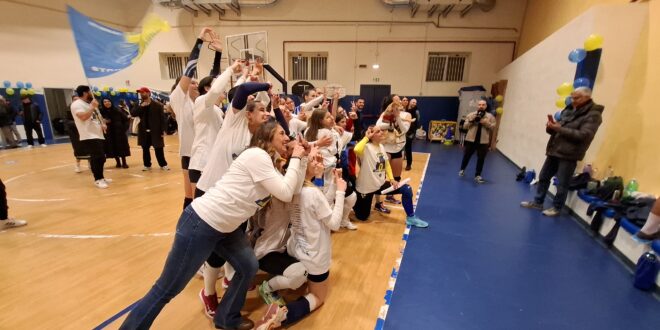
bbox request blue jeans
[534,156,577,209]
[120,207,258,330]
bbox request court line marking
[1,232,173,239]
[144,183,169,190]
[8,197,70,202]
[375,152,431,330]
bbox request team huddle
[102,27,428,330]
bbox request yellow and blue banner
[67,6,169,78]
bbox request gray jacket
[546,100,604,161]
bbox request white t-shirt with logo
[196,107,252,192]
[287,186,334,275]
[189,94,225,171]
[70,99,104,140]
[169,85,195,157]
[356,143,389,194]
[191,148,281,233]
[377,111,411,154]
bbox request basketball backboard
[225,31,268,65]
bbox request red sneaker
[199,288,218,319]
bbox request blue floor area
[385,142,660,330]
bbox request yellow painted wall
[518,0,660,194]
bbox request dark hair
[245,99,264,113]
[381,94,398,113]
[197,76,214,95]
[335,113,346,124]
[249,117,280,164]
[75,85,90,97]
[227,86,237,103]
[303,89,315,99]
[356,97,365,102]
[304,108,328,142]
[171,76,182,92]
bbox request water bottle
[624,178,639,198]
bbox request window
[160,53,197,80]
[426,52,469,82]
[289,52,328,81]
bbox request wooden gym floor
[0,135,429,329]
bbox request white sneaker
[1,218,27,229]
[94,179,108,189]
[26,145,33,149]
[342,221,358,230]
[103,178,113,184]
[160,165,170,171]
[458,170,465,177]
[74,165,82,173]
[142,166,151,171]
[40,144,47,148]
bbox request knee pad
[401,184,413,198]
[283,262,308,290]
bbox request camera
[474,110,486,122]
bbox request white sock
[305,293,318,311]
[203,264,222,295]
[640,212,660,234]
[342,193,357,225]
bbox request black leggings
[1,179,7,220]
[90,156,106,180]
[404,136,414,167]
[460,141,489,176]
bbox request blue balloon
[109,87,114,92]
[16,81,24,89]
[565,96,572,107]
[25,82,32,89]
[568,48,587,63]
[3,80,10,88]
[101,91,108,97]
[92,86,99,92]
[573,77,590,88]
[554,111,562,121]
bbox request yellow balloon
[494,95,504,103]
[103,86,110,92]
[556,82,573,96]
[20,88,28,96]
[584,34,604,51]
[555,98,566,108]
[110,91,116,96]
[6,88,14,95]
[496,107,504,115]
[27,88,35,96]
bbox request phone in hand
[547,114,555,123]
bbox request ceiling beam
[427,4,438,18]
[441,4,455,18]
[192,3,211,16]
[459,4,474,17]
[182,4,198,17]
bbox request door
[359,84,391,130]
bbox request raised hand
[198,27,213,40]
[335,169,347,192]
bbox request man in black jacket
[0,96,19,148]
[19,96,46,147]
[521,87,603,217]
[131,87,169,171]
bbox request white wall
[0,0,524,94]
[496,4,647,172]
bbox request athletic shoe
[94,179,108,189]
[258,281,286,306]
[142,166,151,171]
[542,207,560,217]
[254,303,288,330]
[405,166,411,171]
[458,170,465,177]
[26,145,33,149]
[103,178,113,184]
[115,164,122,168]
[474,176,486,184]
[406,216,429,228]
[198,288,218,319]
[520,201,543,210]
[74,164,82,173]
[1,218,27,230]
[385,195,401,204]
[40,144,47,148]
[122,164,129,169]
[341,220,358,230]
[374,203,391,214]
[161,165,170,171]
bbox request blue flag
[67,5,169,78]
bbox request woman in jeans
[120,119,310,330]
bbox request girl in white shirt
[377,95,412,205]
[352,126,428,228]
[120,120,309,330]
[304,109,357,230]
[254,156,346,329]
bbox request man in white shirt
[71,85,109,189]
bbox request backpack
[523,170,536,184]
[633,252,659,291]
[595,176,624,201]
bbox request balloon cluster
[2,80,36,97]
[556,34,604,108]
[494,94,504,116]
[91,86,138,101]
